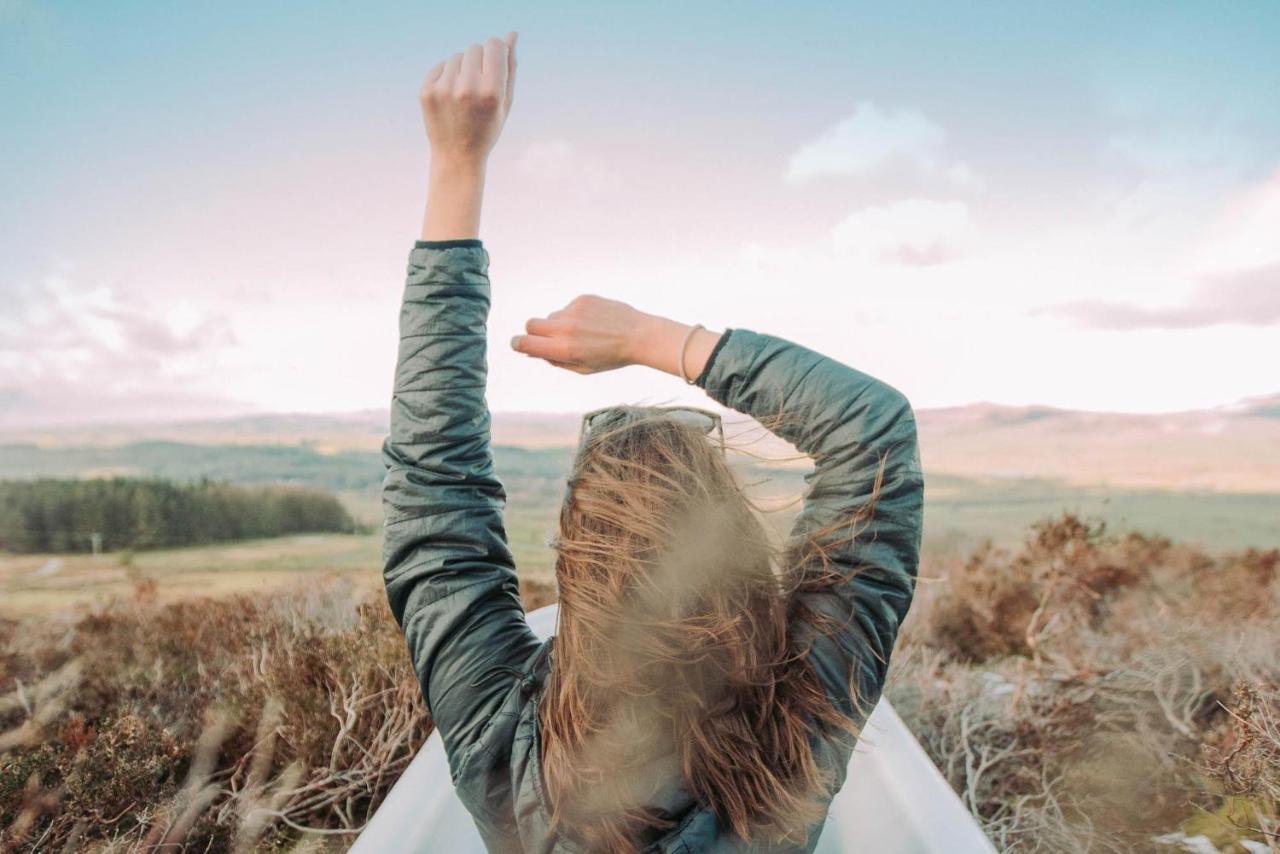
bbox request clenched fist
[420,32,518,166]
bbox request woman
[382,32,925,853]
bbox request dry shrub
[1194,681,1280,847]
[0,574,560,851]
[0,576,561,851]
[3,517,1275,852]
[890,513,1280,852]
[910,515,1150,665]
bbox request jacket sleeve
[695,328,924,723]
[381,241,541,778]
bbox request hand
[420,32,518,168]
[512,295,643,374]
[512,296,723,380]
[417,31,517,240]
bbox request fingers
[431,33,516,103]
[549,360,591,374]
[524,316,558,336]
[459,42,483,92]
[440,51,463,92]
[512,342,594,374]
[482,36,508,99]
[510,333,572,363]
[504,31,518,107]
[419,60,446,104]
[514,309,596,373]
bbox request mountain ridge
[3,396,1277,493]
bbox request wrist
[628,313,687,373]
[429,153,488,182]
[422,156,487,241]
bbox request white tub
[353,605,995,854]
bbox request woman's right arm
[512,300,925,723]
[687,328,923,722]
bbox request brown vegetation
[889,513,1279,851]
[2,515,1276,852]
[0,574,554,851]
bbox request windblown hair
[540,409,879,852]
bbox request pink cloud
[0,273,243,427]
[1035,262,1280,330]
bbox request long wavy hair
[539,408,883,851]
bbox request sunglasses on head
[576,405,726,454]
[549,406,727,551]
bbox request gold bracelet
[678,323,704,385]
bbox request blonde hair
[539,410,879,851]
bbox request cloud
[1191,166,1280,276]
[785,103,981,189]
[831,199,975,265]
[742,198,976,275]
[0,272,243,427]
[514,140,623,198]
[1036,164,1280,331]
[1098,122,1267,242]
[1034,263,1280,330]
[1105,127,1254,175]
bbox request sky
[2,0,1279,428]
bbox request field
[4,459,1279,620]
[2,516,1276,852]
[3,434,1278,570]
[0,535,380,616]
[1,406,1277,851]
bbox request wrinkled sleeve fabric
[381,241,541,779]
[695,328,924,724]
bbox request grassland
[0,535,381,616]
[4,439,1279,545]
[2,407,1277,850]
[3,439,1278,620]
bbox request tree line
[0,477,357,553]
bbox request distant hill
[1232,392,1280,419]
[914,396,1280,491]
[3,394,1277,492]
[0,411,582,453]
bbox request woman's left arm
[383,238,540,770]
[382,32,539,776]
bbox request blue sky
[2,1,1278,426]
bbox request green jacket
[382,240,925,853]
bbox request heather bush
[2,513,1275,852]
[0,576,556,850]
[890,513,1279,852]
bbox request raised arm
[512,303,924,723]
[382,32,541,775]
